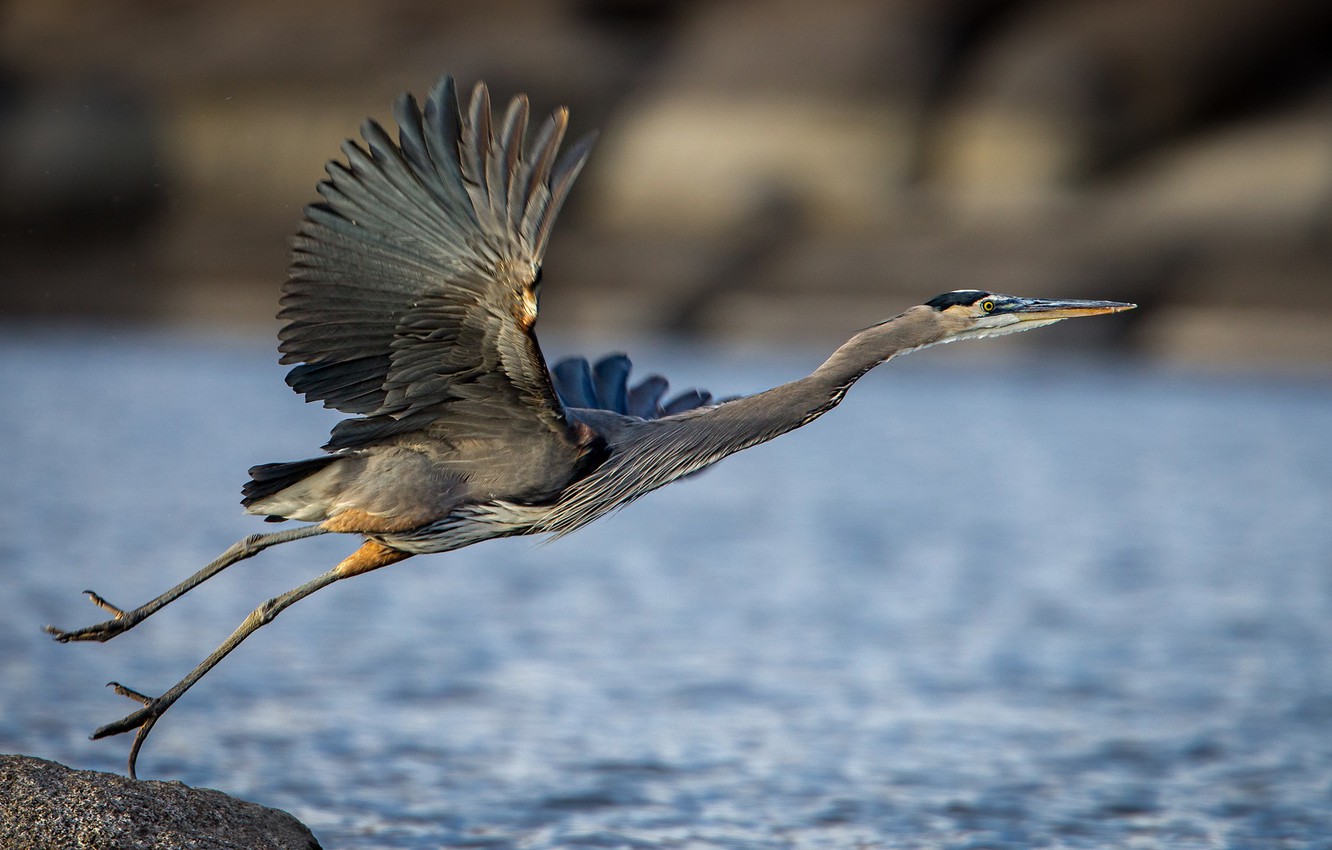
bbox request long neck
[810,306,944,393]
[733,305,947,430]
[635,307,945,463]
[543,307,945,535]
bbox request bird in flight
[48,75,1135,778]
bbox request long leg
[96,539,410,779]
[45,525,329,643]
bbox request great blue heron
[47,75,1134,778]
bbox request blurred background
[3,0,1331,368]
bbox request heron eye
[982,300,995,313]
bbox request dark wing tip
[552,357,597,409]
[551,354,717,419]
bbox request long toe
[84,590,127,618]
[92,702,158,739]
[92,681,160,739]
[44,589,140,642]
[107,681,152,705]
[92,683,169,778]
[44,617,132,643]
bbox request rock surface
[0,755,321,850]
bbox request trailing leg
[45,525,329,643]
[96,539,411,778]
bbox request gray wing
[551,354,716,418]
[277,75,595,451]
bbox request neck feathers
[691,306,948,447]
[543,307,947,536]
[812,306,945,393]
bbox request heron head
[924,290,1136,344]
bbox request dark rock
[0,754,321,850]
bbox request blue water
[2,326,1331,849]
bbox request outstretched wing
[277,75,595,450]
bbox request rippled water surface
[3,327,1331,849]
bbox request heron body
[48,75,1135,778]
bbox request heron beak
[998,298,1137,321]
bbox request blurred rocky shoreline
[3,0,1330,369]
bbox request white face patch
[969,318,1060,341]
[974,312,1021,330]
[961,315,1063,341]
[921,313,1066,349]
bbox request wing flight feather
[277,76,594,449]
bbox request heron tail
[241,457,340,520]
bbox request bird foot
[44,590,138,643]
[95,682,163,780]
[94,682,158,737]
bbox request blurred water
[2,326,1331,849]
